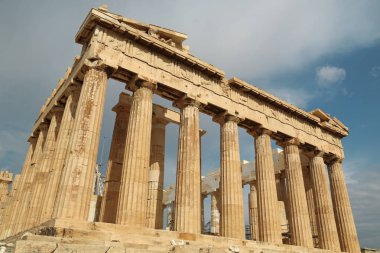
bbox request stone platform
[2,219,334,253]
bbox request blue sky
[0,0,379,248]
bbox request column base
[0,219,338,253]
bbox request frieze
[89,26,344,156]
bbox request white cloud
[370,66,380,77]
[316,65,346,86]
[162,0,380,80]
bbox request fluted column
[328,159,360,253]
[210,190,220,235]
[146,118,168,229]
[280,139,313,248]
[249,183,258,241]
[309,151,340,252]
[250,128,282,244]
[0,174,12,238]
[174,98,201,234]
[3,138,36,238]
[0,176,18,238]
[0,179,9,203]
[217,115,245,239]
[55,66,109,220]
[201,194,206,233]
[166,202,175,231]
[17,124,48,232]
[116,80,155,227]
[302,165,318,246]
[41,86,81,222]
[99,93,131,223]
[27,108,64,228]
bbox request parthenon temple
[0,6,361,253]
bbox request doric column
[174,98,201,234]
[55,65,109,220]
[26,107,64,228]
[0,172,12,238]
[328,159,360,253]
[146,118,168,229]
[3,137,36,238]
[99,93,131,223]
[0,175,18,239]
[279,139,313,247]
[249,128,282,244]
[0,173,11,203]
[309,151,340,252]
[41,86,81,222]
[249,183,258,241]
[216,114,245,239]
[116,80,155,227]
[17,123,48,233]
[166,202,175,231]
[201,194,206,233]
[302,165,318,246]
[210,190,220,235]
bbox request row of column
[0,65,360,253]
[0,65,106,237]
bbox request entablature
[30,7,348,159]
[75,8,224,80]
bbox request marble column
[166,202,175,231]
[280,139,313,248]
[17,123,48,233]
[116,80,155,227]
[174,98,201,234]
[99,93,131,223]
[201,194,206,233]
[42,86,81,222]
[4,137,36,237]
[250,128,282,244]
[146,118,168,229]
[218,115,245,239]
[0,176,18,239]
[249,183,258,241]
[27,108,64,227]
[210,190,220,235]
[0,174,12,238]
[309,151,340,252]
[0,178,10,203]
[302,165,318,246]
[55,66,109,220]
[328,159,360,253]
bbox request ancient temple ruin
[0,6,361,253]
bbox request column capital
[83,59,114,76]
[112,92,133,113]
[212,112,241,125]
[64,84,81,97]
[112,104,131,114]
[39,122,49,132]
[27,135,37,144]
[247,127,272,138]
[276,137,300,147]
[326,155,343,166]
[305,149,325,160]
[127,75,157,92]
[173,96,201,109]
[249,182,256,191]
[152,116,170,126]
[51,106,65,115]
